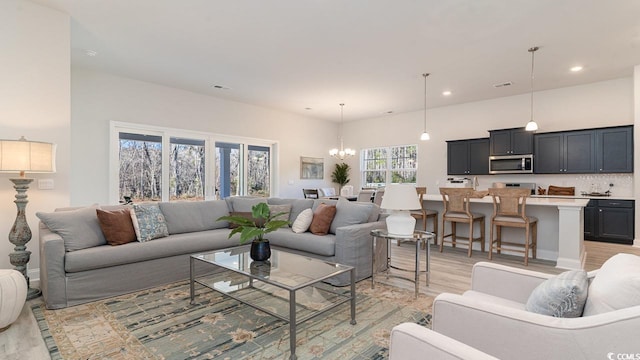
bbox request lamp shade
[380,184,421,210]
[0,137,56,174]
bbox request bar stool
[488,187,538,265]
[439,187,486,257]
[411,187,438,245]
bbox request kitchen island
[423,194,589,270]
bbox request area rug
[32,280,432,360]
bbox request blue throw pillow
[131,203,169,242]
[525,270,588,318]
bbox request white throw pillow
[291,208,313,233]
[582,253,640,316]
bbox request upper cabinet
[447,138,490,175]
[534,125,633,174]
[489,128,533,155]
[596,126,633,173]
[534,130,595,174]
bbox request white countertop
[531,194,635,201]
[423,193,590,207]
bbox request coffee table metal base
[189,251,356,360]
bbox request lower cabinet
[584,199,635,245]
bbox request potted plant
[218,202,289,261]
[331,162,351,194]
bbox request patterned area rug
[32,280,432,360]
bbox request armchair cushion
[525,270,588,318]
[583,253,640,316]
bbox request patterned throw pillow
[131,204,169,242]
[525,270,588,317]
[309,203,337,235]
[291,208,313,233]
[268,204,292,224]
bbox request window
[111,122,275,203]
[119,132,162,202]
[170,137,205,201]
[361,145,417,187]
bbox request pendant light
[525,47,539,131]
[420,73,431,141]
[329,103,355,160]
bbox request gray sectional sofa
[38,197,384,309]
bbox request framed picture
[300,156,324,179]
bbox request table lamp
[380,184,421,236]
[0,136,56,299]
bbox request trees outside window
[361,145,417,187]
[113,123,274,203]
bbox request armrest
[331,220,386,284]
[470,262,552,303]
[432,293,640,360]
[389,323,499,360]
[39,223,67,309]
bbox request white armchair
[319,187,336,197]
[391,259,640,360]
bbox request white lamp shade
[380,184,421,210]
[0,138,56,173]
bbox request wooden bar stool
[488,187,538,266]
[411,187,438,245]
[439,188,486,257]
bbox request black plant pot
[250,240,271,261]
[250,260,271,278]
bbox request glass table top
[192,245,353,291]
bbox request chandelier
[329,103,355,160]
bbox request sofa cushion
[525,270,588,318]
[159,200,229,234]
[36,206,107,251]
[96,209,137,246]
[463,290,526,311]
[268,198,313,224]
[309,203,336,235]
[291,208,313,233]
[269,228,336,256]
[64,229,239,273]
[227,197,267,212]
[131,204,169,242]
[329,198,374,234]
[583,253,640,316]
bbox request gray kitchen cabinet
[447,138,489,175]
[584,199,634,245]
[489,128,533,155]
[534,130,595,173]
[596,126,633,173]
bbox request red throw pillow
[96,208,137,246]
[309,203,337,235]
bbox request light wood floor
[1,241,638,359]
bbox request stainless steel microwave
[489,154,533,174]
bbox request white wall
[343,78,635,195]
[71,69,340,205]
[0,1,70,277]
[634,65,640,246]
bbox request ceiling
[31,0,640,122]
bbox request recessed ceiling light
[210,84,231,90]
[570,66,583,72]
[442,90,452,96]
[84,49,98,57]
[381,110,393,114]
[304,107,312,110]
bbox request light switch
[38,179,54,190]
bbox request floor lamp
[0,137,56,299]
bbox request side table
[370,229,434,298]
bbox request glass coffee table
[190,245,356,360]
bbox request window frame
[109,121,278,203]
[360,144,418,187]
